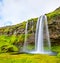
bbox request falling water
[23,21,28,52]
[35,15,51,54]
[36,15,44,52]
[23,15,52,54]
[23,20,34,52]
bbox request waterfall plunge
[35,15,51,54]
[23,15,52,54]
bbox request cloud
[0,0,60,27]
[4,21,12,26]
[0,16,2,19]
[0,0,3,2]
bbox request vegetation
[46,7,60,24]
[0,34,25,53]
[0,52,60,63]
[0,7,60,63]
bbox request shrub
[10,35,17,44]
[1,45,18,52]
[57,53,60,58]
[17,34,25,43]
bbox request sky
[0,0,60,27]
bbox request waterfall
[35,15,51,53]
[23,15,52,54]
[23,21,28,51]
[36,15,44,52]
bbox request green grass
[0,34,60,63]
[0,53,60,63]
[0,46,60,63]
[52,46,60,53]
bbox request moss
[17,34,25,43]
[0,35,19,52]
[46,8,60,23]
[0,53,59,63]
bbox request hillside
[0,7,60,52]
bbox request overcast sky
[0,0,60,27]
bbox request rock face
[0,22,26,36]
[49,18,60,45]
[0,7,60,46]
[47,7,60,45]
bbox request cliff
[0,7,60,52]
